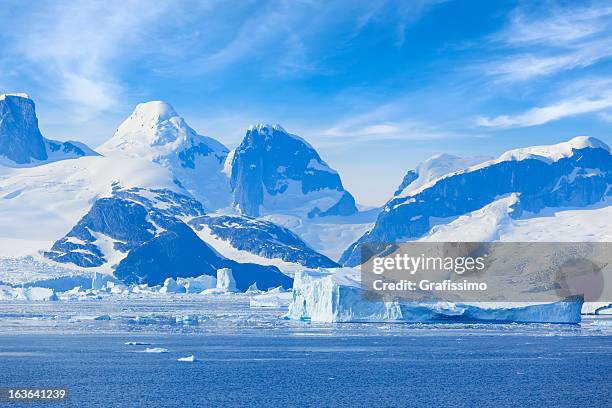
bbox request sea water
[0,296,610,407]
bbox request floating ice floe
[159,278,186,294]
[0,285,57,301]
[201,268,238,294]
[107,281,128,294]
[245,282,260,294]
[250,286,292,308]
[285,271,584,324]
[175,315,198,325]
[177,275,216,293]
[177,355,197,362]
[140,347,169,353]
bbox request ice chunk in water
[159,278,186,294]
[285,271,583,324]
[139,347,169,353]
[216,268,237,292]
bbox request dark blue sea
[0,297,610,407]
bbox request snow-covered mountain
[189,215,339,268]
[0,93,98,167]
[341,136,612,266]
[98,101,231,210]
[0,97,335,289]
[44,186,292,290]
[393,153,492,197]
[226,124,357,218]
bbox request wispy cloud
[473,1,612,129]
[0,1,175,121]
[318,99,470,144]
[477,78,612,128]
[477,93,612,128]
[486,2,612,81]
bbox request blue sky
[1,0,611,205]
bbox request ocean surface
[1,296,611,407]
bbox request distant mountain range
[1,93,610,290]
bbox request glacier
[285,271,584,324]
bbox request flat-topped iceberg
[285,272,583,324]
[0,285,58,301]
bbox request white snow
[222,148,235,177]
[496,136,609,163]
[0,92,30,101]
[97,100,231,210]
[395,154,492,199]
[420,196,612,243]
[261,209,377,262]
[305,158,338,174]
[0,154,179,259]
[191,223,304,274]
[396,136,609,200]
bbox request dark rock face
[229,124,357,217]
[0,94,47,164]
[45,187,292,290]
[114,221,292,290]
[393,170,418,196]
[190,215,338,268]
[0,94,99,166]
[341,146,612,266]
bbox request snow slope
[0,155,178,257]
[394,153,492,198]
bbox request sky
[1,0,611,206]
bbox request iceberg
[139,347,169,353]
[215,268,237,292]
[176,275,216,293]
[159,278,186,294]
[201,269,239,294]
[250,286,292,308]
[285,272,583,324]
[0,286,58,301]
